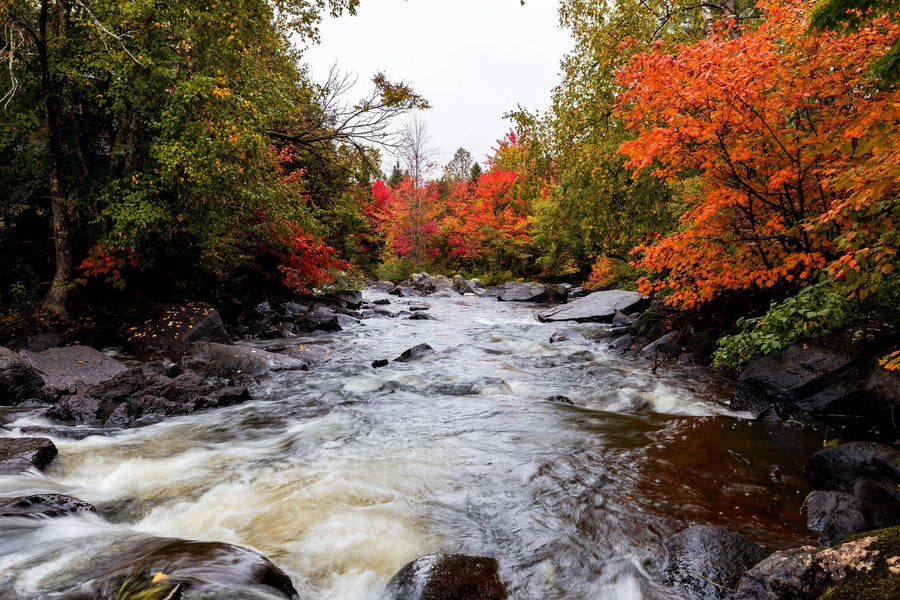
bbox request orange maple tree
[616,0,900,308]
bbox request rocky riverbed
[0,276,898,599]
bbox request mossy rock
[730,526,900,599]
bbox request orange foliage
[616,0,900,308]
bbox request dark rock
[254,301,272,314]
[395,344,435,363]
[268,344,330,369]
[383,554,507,600]
[374,307,401,318]
[537,290,647,323]
[432,378,508,396]
[332,290,364,309]
[0,437,57,473]
[637,332,682,361]
[179,343,307,379]
[730,527,900,600]
[547,395,574,405]
[372,359,389,368]
[550,329,587,344]
[730,327,886,417]
[127,304,231,354]
[282,302,308,317]
[0,494,96,518]
[452,275,478,295]
[300,306,341,332]
[46,358,252,428]
[78,536,299,600]
[598,326,631,341]
[372,298,392,306]
[805,491,886,547]
[431,288,461,299]
[0,346,45,405]
[408,312,432,320]
[496,282,559,303]
[336,314,361,328]
[568,286,589,299]
[21,346,127,392]
[863,367,900,415]
[804,442,900,495]
[664,525,767,600]
[611,311,633,327]
[677,353,697,366]
[629,300,671,340]
[24,331,64,352]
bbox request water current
[0,290,825,599]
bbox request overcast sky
[300,0,572,173]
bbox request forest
[1,0,898,370]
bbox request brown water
[0,291,823,599]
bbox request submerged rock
[0,346,46,405]
[0,437,57,473]
[394,343,435,363]
[21,345,127,392]
[70,536,299,600]
[0,493,96,518]
[537,290,647,323]
[730,527,900,600]
[383,554,507,600]
[664,525,767,600]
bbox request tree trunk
[39,0,73,318]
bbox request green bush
[375,258,418,283]
[713,282,853,371]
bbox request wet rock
[46,359,251,428]
[432,378,509,396]
[496,282,559,303]
[383,554,507,600]
[611,311,633,327]
[0,437,57,473]
[0,346,45,405]
[547,395,574,405]
[431,288,461,299]
[331,290,364,309]
[21,346,127,393]
[664,525,767,600]
[395,344,435,363]
[550,329,587,344]
[127,304,231,354]
[804,442,900,496]
[537,290,647,323]
[408,312,432,320]
[179,343,308,379]
[730,327,886,417]
[637,332,682,361]
[282,302,308,317]
[372,298,392,306]
[79,536,299,600]
[337,314,361,328]
[452,275,478,295]
[300,305,341,332]
[806,491,887,547]
[0,493,96,518]
[266,344,331,369]
[863,367,900,415]
[372,359,389,368]
[730,527,900,600]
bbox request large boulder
[46,359,251,428]
[804,442,900,496]
[74,536,299,600]
[664,525,767,600]
[496,282,561,303]
[730,327,884,417]
[0,346,45,405]
[394,343,435,363]
[805,491,891,547]
[0,437,57,473]
[0,494,96,518]
[300,306,341,332]
[21,346,127,393]
[126,304,231,354]
[382,554,507,600]
[179,343,310,380]
[729,527,900,600]
[537,290,647,323]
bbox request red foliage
[77,244,139,284]
[265,221,350,294]
[616,0,900,308]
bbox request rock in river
[0,437,58,473]
[0,346,45,405]
[21,345,127,393]
[664,525,767,600]
[383,554,507,600]
[537,290,647,323]
[127,304,231,354]
[496,282,560,303]
[0,494,96,519]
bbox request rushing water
[0,291,825,599]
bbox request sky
[300,0,573,173]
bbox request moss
[817,527,900,600]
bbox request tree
[443,147,474,183]
[616,0,900,308]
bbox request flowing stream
[0,291,825,599]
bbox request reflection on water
[0,292,821,599]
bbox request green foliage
[375,258,418,283]
[810,0,900,82]
[713,282,853,370]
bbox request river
[0,290,824,599]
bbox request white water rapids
[0,291,821,599]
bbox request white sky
[300,0,572,173]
